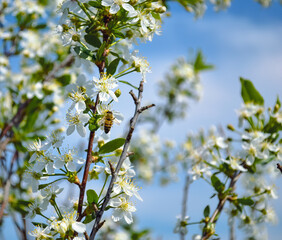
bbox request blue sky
[131,1,282,239]
[2,0,282,239]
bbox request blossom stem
[115,69,136,79]
[39,213,51,222]
[98,175,109,200]
[79,40,89,49]
[186,221,201,225]
[76,1,92,21]
[113,67,134,78]
[57,147,61,155]
[52,200,63,220]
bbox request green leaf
[237,197,254,206]
[87,189,99,204]
[99,138,125,154]
[194,51,213,72]
[88,0,102,8]
[240,78,264,105]
[113,31,125,39]
[84,34,101,48]
[107,58,120,75]
[97,42,106,61]
[203,205,210,218]
[56,74,71,86]
[119,80,138,90]
[24,110,39,132]
[73,46,94,61]
[211,174,225,193]
[83,215,94,224]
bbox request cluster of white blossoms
[24,0,160,235]
[23,129,88,239]
[29,208,87,239]
[56,0,163,77]
[93,155,142,224]
[171,97,282,238]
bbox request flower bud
[274,103,280,113]
[114,89,121,98]
[125,30,134,39]
[227,124,235,131]
[98,140,104,148]
[115,148,123,156]
[72,34,80,42]
[155,6,166,13]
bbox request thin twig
[229,214,235,240]
[180,174,190,240]
[43,54,74,83]
[202,172,241,240]
[0,100,31,141]
[0,151,18,223]
[89,80,154,240]
[0,54,74,142]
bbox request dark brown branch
[77,94,100,221]
[89,81,154,240]
[0,54,74,142]
[108,161,115,176]
[0,100,31,141]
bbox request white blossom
[101,0,137,17]
[109,197,136,224]
[93,74,118,102]
[66,110,90,137]
[54,148,85,172]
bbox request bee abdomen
[104,111,114,134]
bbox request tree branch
[0,151,18,223]
[180,174,190,240]
[77,94,100,220]
[89,80,154,240]
[202,171,241,240]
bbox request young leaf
[107,58,120,75]
[203,205,210,218]
[211,174,225,193]
[240,78,264,105]
[83,215,94,224]
[99,138,125,154]
[97,42,106,60]
[88,0,103,8]
[194,51,213,72]
[73,46,95,61]
[84,34,101,48]
[237,197,254,206]
[87,189,99,204]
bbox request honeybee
[104,110,114,134]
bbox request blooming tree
[0,0,281,240]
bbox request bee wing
[112,112,123,125]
